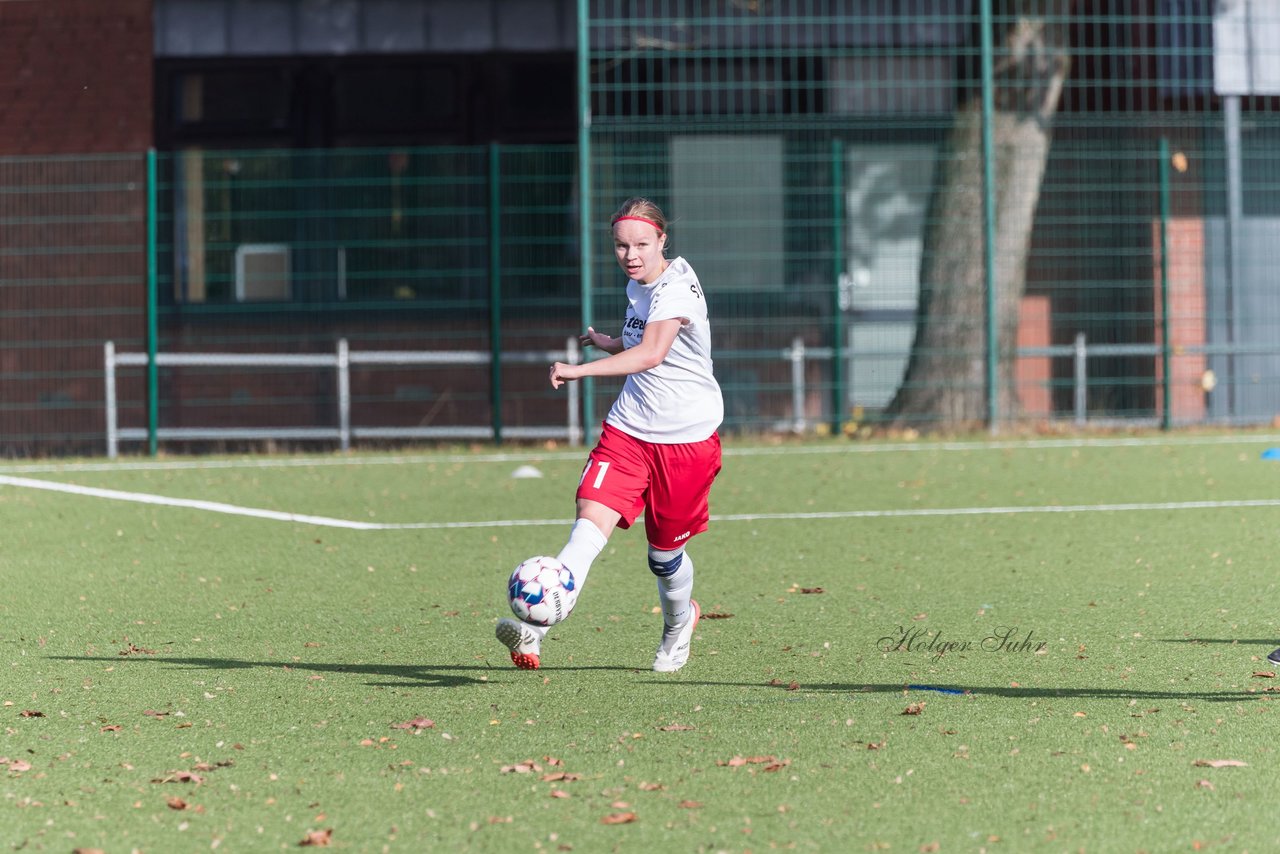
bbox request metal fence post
[146,148,159,456]
[105,341,118,459]
[337,338,350,451]
[831,138,846,434]
[565,336,582,446]
[979,0,999,433]
[1074,332,1087,426]
[489,142,504,444]
[790,337,806,433]
[1158,137,1172,431]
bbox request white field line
[3,473,1280,531]
[4,432,1280,475]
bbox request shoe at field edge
[653,599,700,673]
[495,618,542,670]
[1268,647,1280,668]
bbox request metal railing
[104,338,582,457]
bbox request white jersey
[605,256,724,443]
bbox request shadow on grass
[49,655,637,688]
[640,680,1266,703]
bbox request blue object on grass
[907,684,966,695]
[1262,448,1280,460]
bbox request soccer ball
[507,556,577,627]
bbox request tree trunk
[884,3,1071,430]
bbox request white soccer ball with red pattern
[507,556,577,626]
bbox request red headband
[612,215,663,231]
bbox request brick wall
[0,1,153,454]
[0,0,153,155]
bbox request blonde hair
[610,197,667,234]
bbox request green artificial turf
[3,434,1280,851]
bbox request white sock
[555,518,608,592]
[652,548,694,630]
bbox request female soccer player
[496,197,724,672]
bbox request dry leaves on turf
[1192,759,1248,768]
[901,703,926,716]
[787,585,826,594]
[718,755,790,772]
[390,717,435,733]
[298,828,333,846]
[700,609,734,619]
[601,812,637,825]
[151,770,205,785]
[119,643,156,656]
[19,710,44,718]
[500,759,542,774]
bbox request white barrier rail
[106,332,1181,456]
[104,338,581,458]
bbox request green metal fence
[3,3,1280,456]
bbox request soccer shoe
[495,618,543,670]
[653,599,700,673]
[1268,647,1280,668]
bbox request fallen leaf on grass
[901,703,926,716]
[298,828,333,847]
[119,643,156,656]
[72,849,106,854]
[4,758,32,773]
[719,755,781,768]
[19,710,44,718]
[600,812,637,825]
[1195,780,1215,790]
[167,796,189,810]
[540,771,582,783]
[151,771,205,785]
[500,759,542,774]
[100,725,122,733]
[143,710,170,718]
[658,724,694,732]
[1251,671,1276,679]
[637,782,665,791]
[679,800,704,809]
[1192,759,1248,768]
[700,609,734,619]
[390,717,435,733]
[549,789,570,798]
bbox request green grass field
[4,434,1280,852]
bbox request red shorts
[576,423,722,550]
